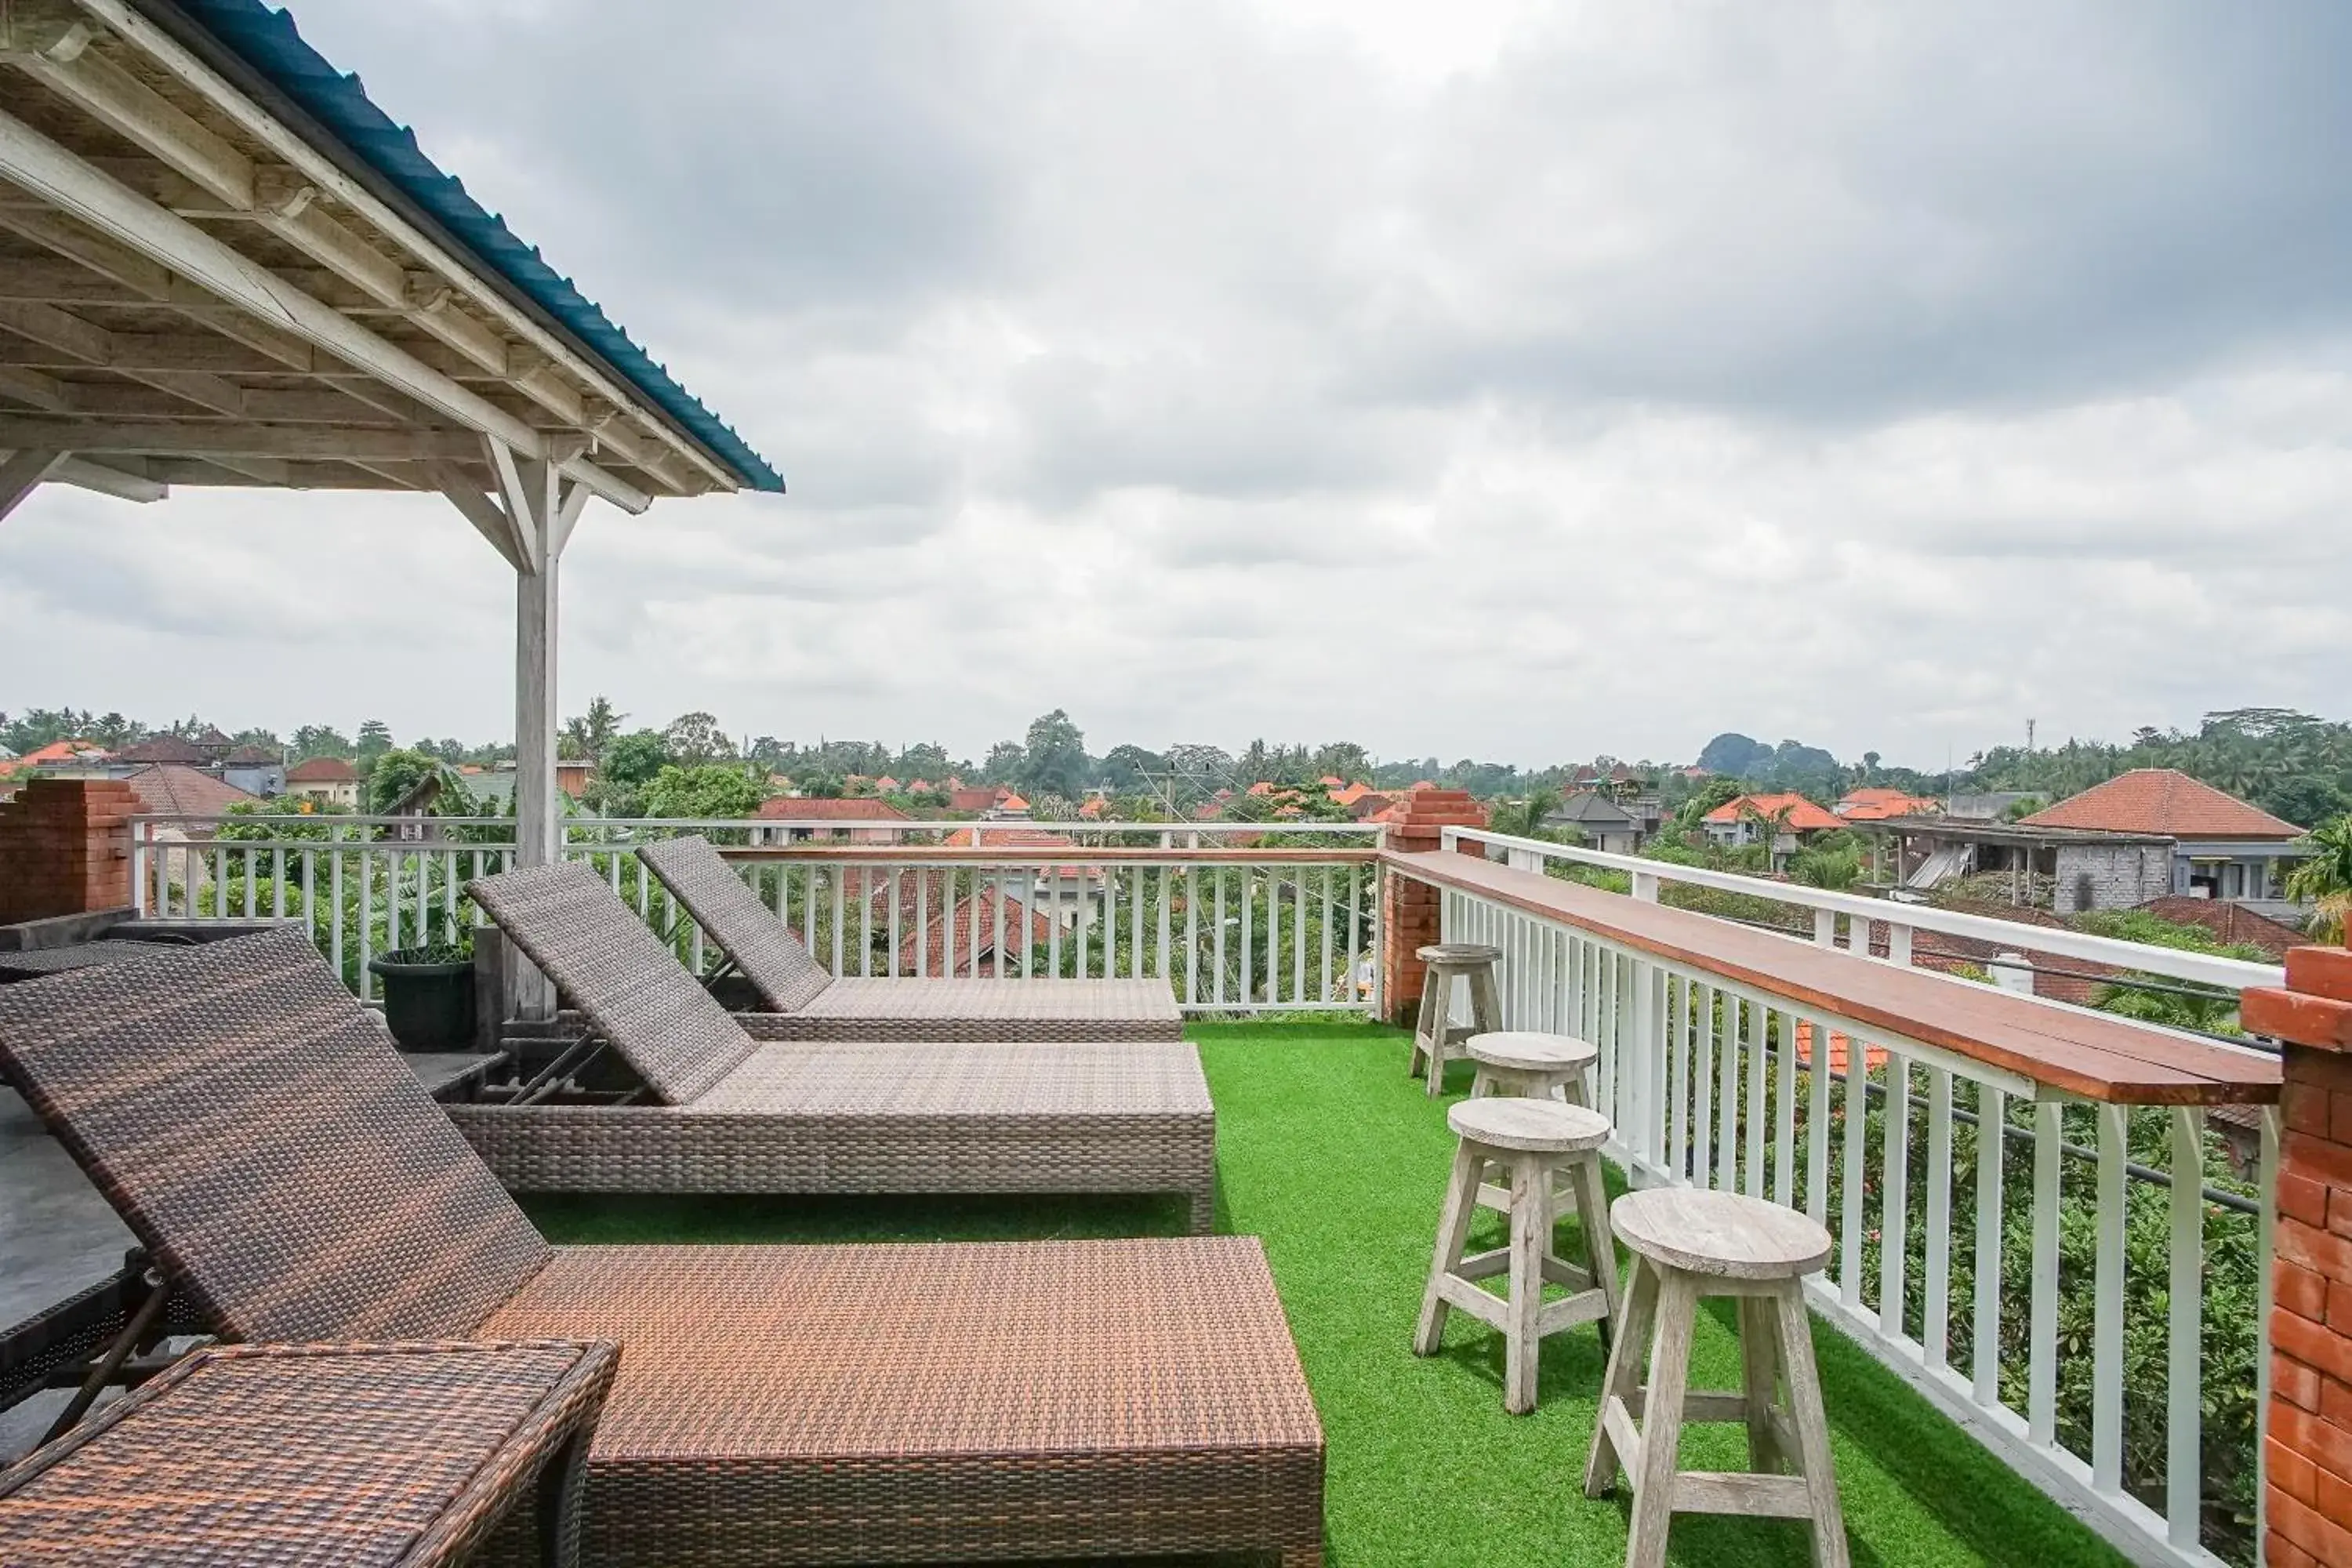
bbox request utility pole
[2026,718,2036,754]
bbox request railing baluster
[830,866,845,977]
[1840,1029,1867,1307]
[1051,869,1065,979]
[1076,867,1091,980]
[357,846,373,1002]
[1240,869,1255,1006]
[1718,989,1741,1191]
[2165,1107,2204,1548]
[2029,1100,2063,1446]
[1668,976,1690,1183]
[1292,867,1307,1005]
[1744,997,1767,1199]
[1923,1066,1954,1369]
[1973,1083,2006,1406]
[329,840,344,985]
[1806,1018,1831,1226]
[1769,1011,1788,1213]
[241,846,256,918]
[1213,868,1227,1008]
[1882,1051,1911,1340]
[2091,1102,2127,1494]
[1187,865,1201,1005]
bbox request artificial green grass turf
[527,1022,2132,1567]
[1189,1022,2130,1568]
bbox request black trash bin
[368,944,475,1051]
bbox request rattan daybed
[0,931,1326,1567]
[632,833,1185,1040]
[462,864,1214,1225]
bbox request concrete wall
[2051,843,2170,913]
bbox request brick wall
[0,778,137,924]
[2242,946,2352,1566]
[1377,788,1488,1025]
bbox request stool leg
[1584,1254,1658,1499]
[1504,1152,1546,1414]
[1570,1152,1621,1357]
[1468,960,1502,1035]
[1414,1142,1483,1356]
[1738,1294,1782,1473]
[1773,1282,1850,1568]
[1411,970,1440,1080]
[1424,970,1457,1098]
[1624,1272,1698,1568]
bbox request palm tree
[2287,816,2352,942]
[1489,789,1563,841]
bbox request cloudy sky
[4,0,2348,769]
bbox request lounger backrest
[635,835,834,1011]
[467,861,757,1103]
[0,930,551,1342]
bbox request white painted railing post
[1631,870,1659,903]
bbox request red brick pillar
[0,778,137,925]
[1377,789,1488,1025]
[2243,947,2352,1566]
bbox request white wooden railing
[1404,840,2280,1568]
[127,815,1381,1013]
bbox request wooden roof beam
[0,412,480,460]
[0,104,649,509]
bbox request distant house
[1701,793,1843,853]
[285,756,360,809]
[885,887,1056,978]
[1835,787,1939,822]
[221,744,285,797]
[191,726,235,762]
[115,735,212,767]
[2019,769,2309,909]
[556,758,595,800]
[1544,791,1642,855]
[755,796,908,844]
[122,763,256,825]
[948,786,1000,815]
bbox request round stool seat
[1448,1095,1610,1155]
[1417,942,1502,965]
[1467,1030,1596,1074]
[1610,1189,1832,1280]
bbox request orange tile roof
[285,757,357,782]
[2018,769,2303,840]
[20,739,106,765]
[1247,782,1276,797]
[996,790,1029,812]
[1792,1021,1888,1076]
[1702,792,1844,832]
[1328,782,1373,808]
[1835,787,1940,822]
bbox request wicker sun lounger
[633,834,1185,1040]
[0,931,1326,1567]
[0,1338,618,1567]
[463,865,1214,1226]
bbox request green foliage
[1788,840,1864,889]
[365,748,453,814]
[599,730,670,789]
[562,695,626,763]
[2286,815,2352,941]
[661,711,735,764]
[637,763,767,821]
[1018,709,1090,801]
[212,797,350,841]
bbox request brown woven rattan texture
[0,931,552,1341]
[637,835,1185,1039]
[634,834,833,1011]
[479,1238,1324,1566]
[0,943,173,981]
[0,1338,616,1567]
[466,862,753,1104]
[450,1039,1215,1229]
[0,936,1326,1564]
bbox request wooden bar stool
[1466,1029,1595,1104]
[1414,1097,1620,1414]
[1410,942,1502,1097]
[1465,1031,1600,1216]
[1584,1188,1846,1568]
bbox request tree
[1488,789,1564,841]
[1098,743,1165,795]
[639,764,766,820]
[365,748,452,814]
[662,711,734,764]
[563,695,625,764]
[292,724,353,759]
[2288,816,2352,942]
[1018,710,1090,800]
[356,719,394,762]
[598,730,670,790]
[1697,733,1770,776]
[982,739,1026,784]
